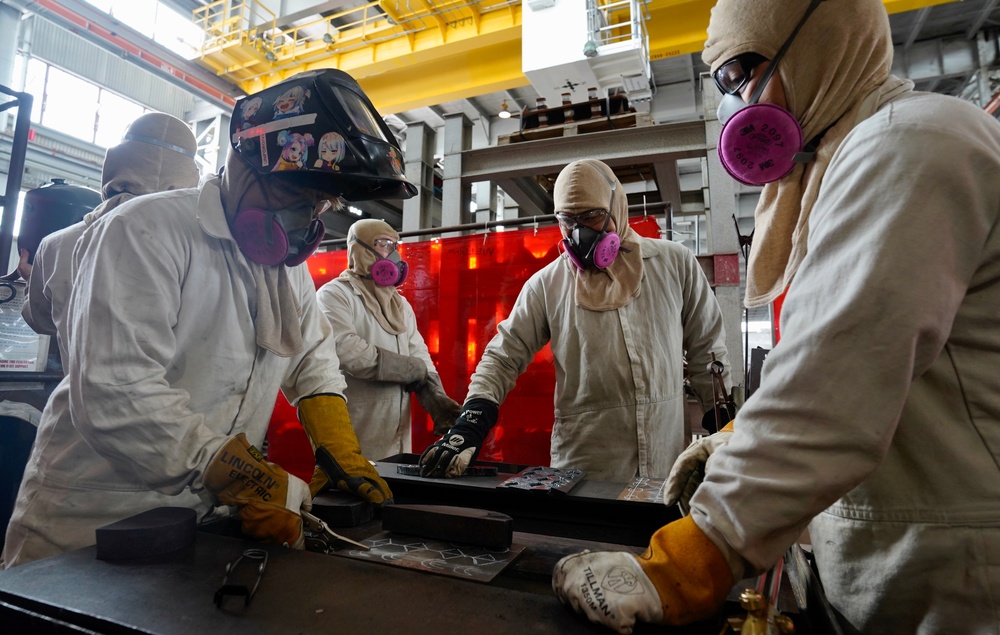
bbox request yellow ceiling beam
[238,4,526,112]
[646,0,959,61]
[358,40,526,113]
[201,0,960,113]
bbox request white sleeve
[66,211,223,495]
[316,280,379,381]
[692,114,996,573]
[22,237,57,337]
[281,265,348,403]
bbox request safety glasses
[372,238,398,252]
[713,53,769,95]
[555,208,609,228]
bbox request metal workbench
[0,458,825,634]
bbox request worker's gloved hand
[375,347,428,386]
[204,433,312,549]
[553,516,734,633]
[419,398,497,478]
[298,394,393,504]
[414,374,464,436]
[664,422,733,516]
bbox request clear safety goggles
[372,238,398,252]
[555,209,609,228]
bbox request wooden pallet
[498,111,654,145]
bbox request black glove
[418,398,498,478]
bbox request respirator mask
[715,0,825,186]
[355,238,408,287]
[232,190,330,267]
[558,164,622,271]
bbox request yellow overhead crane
[193,0,954,115]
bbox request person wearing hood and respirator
[316,218,462,460]
[2,69,415,569]
[23,112,200,369]
[552,1,1000,633]
[419,159,730,483]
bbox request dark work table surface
[0,527,737,635]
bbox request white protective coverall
[693,92,1000,635]
[23,112,200,368]
[317,279,436,460]
[692,3,1000,628]
[468,236,728,483]
[2,177,347,568]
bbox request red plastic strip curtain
[267,217,662,476]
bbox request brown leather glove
[298,394,393,504]
[203,433,311,548]
[415,374,463,436]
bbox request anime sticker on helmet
[387,147,402,175]
[272,131,315,171]
[314,131,346,171]
[240,97,263,125]
[274,85,310,119]
[228,69,417,201]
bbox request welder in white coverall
[552,1,1000,633]
[317,218,462,460]
[419,159,729,482]
[23,112,200,369]
[2,69,412,568]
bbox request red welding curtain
[267,217,663,477]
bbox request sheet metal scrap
[497,466,586,494]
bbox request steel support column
[442,113,473,234]
[402,121,438,233]
[702,76,745,390]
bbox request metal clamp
[302,510,370,552]
[214,548,268,608]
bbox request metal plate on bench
[497,466,586,494]
[331,531,525,583]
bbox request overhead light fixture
[583,40,598,58]
[322,32,334,44]
[498,99,512,119]
[265,51,277,62]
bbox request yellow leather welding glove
[298,394,393,504]
[552,516,734,634]
[664,420,734,516]
[203,433,311,549]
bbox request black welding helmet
[17,178,101,263]
[229,69,416,202]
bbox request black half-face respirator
[715,0,825,186]
[560,164,621,271]
[355,239,408,287]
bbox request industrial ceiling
[19,0,1000,236]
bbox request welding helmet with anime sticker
[230,69,416,202]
